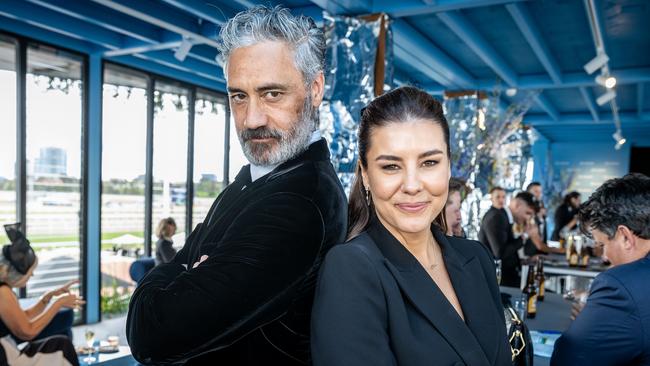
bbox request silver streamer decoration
[319,13,393,193]
[444,90,539,239]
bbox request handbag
[501,293,534,366]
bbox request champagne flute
[83,329,96,363]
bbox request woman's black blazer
[312,219,511,366]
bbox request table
[541,253,609,279]
[501,287,573,366]
[78,346,135,366]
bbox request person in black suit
[126,7,347,365]
[312,87,511,366]
[478,191,536,287]
[551,173,650,365]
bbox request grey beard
[238,95,316,166]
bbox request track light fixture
[595,74,616,89]
[596,90,616,106]
[612,129,626,150]
[584,52,609,75]
[174,37,193,62]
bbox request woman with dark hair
[445,177,469,238]
[311,87,510,366]
[0,224,83,366]
[154,217,177,265]
[551,191,581,241]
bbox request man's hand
[192,255,209,269]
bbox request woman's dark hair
[448,177,469,201]
[563,191,581,206]
[347,86,451,240]
[578,173,650,239]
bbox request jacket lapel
[368,220,491,366]
[433,230,502,365]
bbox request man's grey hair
[216,6,326,85]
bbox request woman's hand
[42,279,79,304]
[55,293,85,310]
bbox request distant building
[200,174,218,183]
[34,147,67,177]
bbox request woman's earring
[365,186,370,206]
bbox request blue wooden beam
[393,19,475,88]
[506,2,562,84]
[91,0,221,48]
[639,83,645,118]
[25,0,159,43]
[533,93,559,121]
[134,50,225,82]
[525,112,650,126]
[159,0,230,25]
[579,87,600,122]
[308,0,371,15]
[437,11,518,86]
[84,53,102,324]
[372,0,528,18]
[110,55,226,92]
[0,15,98,54]
[0,1,124,50]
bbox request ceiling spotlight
[596,90,616,106]
[612,129,626,150]
[584,52,609,75]
[595,74,617,89]
[505,88,517,97]
[174,37,193,62]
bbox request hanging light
[595,74,616,89]
[612,129,626,150]
[584,52,609,75]
[596,90,616,106]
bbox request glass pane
[152,81,188,250]
[0,36,17,246]
[101,64,147,317]
[25,43,83,299]
[228,109,247,182]
[192,90,226,230]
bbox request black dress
[0,285,79,366]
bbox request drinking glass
[83,329,96,363]
[494,259,502,285]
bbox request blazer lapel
[433,229,502,366]
[368,221,491,366]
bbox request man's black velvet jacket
[126,139,348,365]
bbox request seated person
[0,223,83,366]
[154,217,177,265]
[551,173,650,365]
[445,177,469,238]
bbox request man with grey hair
[126,6,347,365]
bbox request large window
[192,90,227,229]
[0,36,17,245]
[152,82,188,248]
[25,44,83,299]
[228,111,247,181]
[100,64,148,317]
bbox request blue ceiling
[0,0,648,144]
